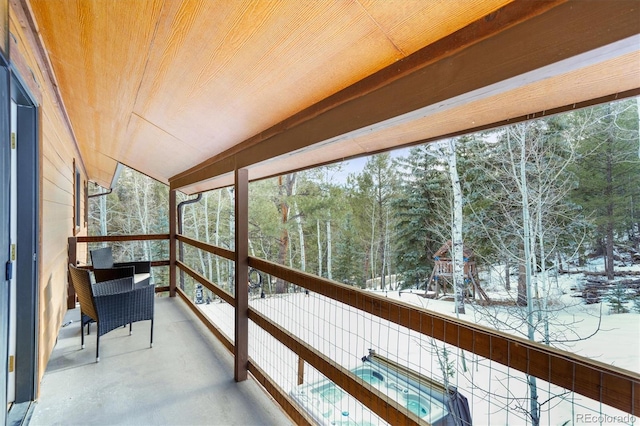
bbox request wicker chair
[90,246,151,285]
[68,264,154,362]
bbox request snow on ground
[195,262,639,425]
[381,289,640,374]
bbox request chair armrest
[115,261,151,274]
[92,279,135,336]
[130,283,155,323]
[92,277,134,296]
[94,266,135,283]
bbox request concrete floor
[28,296,294,426]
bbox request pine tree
[333,214,365,287]
[633,294,640,313]
[349,154,398,288]
[393,146,450,289]
[607,283,629,314]
[570,99,640,279]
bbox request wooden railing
[68,234,640,424]
[173,235,640,424]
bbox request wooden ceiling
[27,0,640,194]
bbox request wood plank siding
[9,0,87,392]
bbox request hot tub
[290,351,471,425]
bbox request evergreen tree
[295,166,349,279]
[348,153,398,289]
[570,99,640,279]
[607,283,629,314]
[458,132,520,290]
[333,214,365,287]
[248,178,281,260]
[633,294,640,314]
[393,146,450,289]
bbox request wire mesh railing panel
[248,299,390,426]
[247,286,452,425]
[181,273,235,343]
[178,245,236,344]
[180,246,235,295]
[246,277,638,426]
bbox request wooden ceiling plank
[170,0,563,186]
[28,0,164,188]
[29,0,515,188]
[170,0,638,191]
[133,0,401,169]
[358,0,513,56]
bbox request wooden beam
[176,234,235,261]
[249,257,640,415]
[169,190,177,297]
[297,356,304,386]
[170,0,639,191]
[352,88,640,163]
[234,168,249,382]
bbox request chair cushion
[90,247,115,268]
[134,273,151,285]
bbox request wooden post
[297,356,305,385]
[234,168,249,382]
[67,236,77,309]
[169,189,177,297]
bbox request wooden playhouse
[424,241,489,302]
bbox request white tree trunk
[369,200,377,286]
[381,208,388,290]
[292,177,306,272]
[294,201,306,271]
[508,126,539,425]
[326,215,332,280]
[384,207,395,290]
[204,193,213,280]
[288,230,293,267]
[190,205,207,275]
[445,139,466,315]
[317,219,323,277]
[215,190,222,286]
[99,192,107,238]
[538,206,550,345]
[131,172,151,260]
